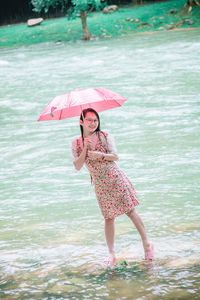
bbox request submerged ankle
[143,241,151,251]
[109,250,115,256]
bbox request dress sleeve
[106,133,117,154]
[71,138,79,162]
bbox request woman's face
[81,112,99,136]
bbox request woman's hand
[83,137,91,150]
[88,151,103,160]
[73,137,91,171]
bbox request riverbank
[0,0,200,47]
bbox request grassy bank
[0,0,200,47]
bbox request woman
[71,108,154,267]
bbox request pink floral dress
[71,131,140,219]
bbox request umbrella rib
[59,108,63,120]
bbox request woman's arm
[88,151,118,162]
[103,152,118,161]
[87,132,119,162]
[73,138,90,171]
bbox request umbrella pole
[81,112,88,138]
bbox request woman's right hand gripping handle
[83,138,90,151]
[73,138,90,171]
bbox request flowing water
[0,29,200,299]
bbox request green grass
[0,0,200,47]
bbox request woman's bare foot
[144,243,154,261]
[104,253,116,268]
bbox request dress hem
[102,202,140,220]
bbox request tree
[31,0,105,40]
[186,0,200,10]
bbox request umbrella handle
[81,112,88,138]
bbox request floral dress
[71,131,140,219]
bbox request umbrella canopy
[37,88,126,122]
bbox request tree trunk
[187,0,200,7]
[80,11,92,40]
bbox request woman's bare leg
[104,218,116,265]
[126,208,151,253]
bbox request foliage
[187,0,200,5]
[31,0,104,17]
[31,0,106,39]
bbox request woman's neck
[83,131,96,138]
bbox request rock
[27,18,44,27]
[165,256,200,269]
[126,18,138,22]
[187,19,194,25]
[139,22,150,26]
[176,21,183,27]
[166,24,175,30]
[103,5,118,14]
[169,9,177,14]
[55,40,62,45]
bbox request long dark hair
[80,108,101,140]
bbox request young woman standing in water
[71,108,154,267]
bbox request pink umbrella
[37,88,126,122]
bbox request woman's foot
[104,254,116,268]
[144,243,154,261]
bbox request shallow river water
[0,29,200,299]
